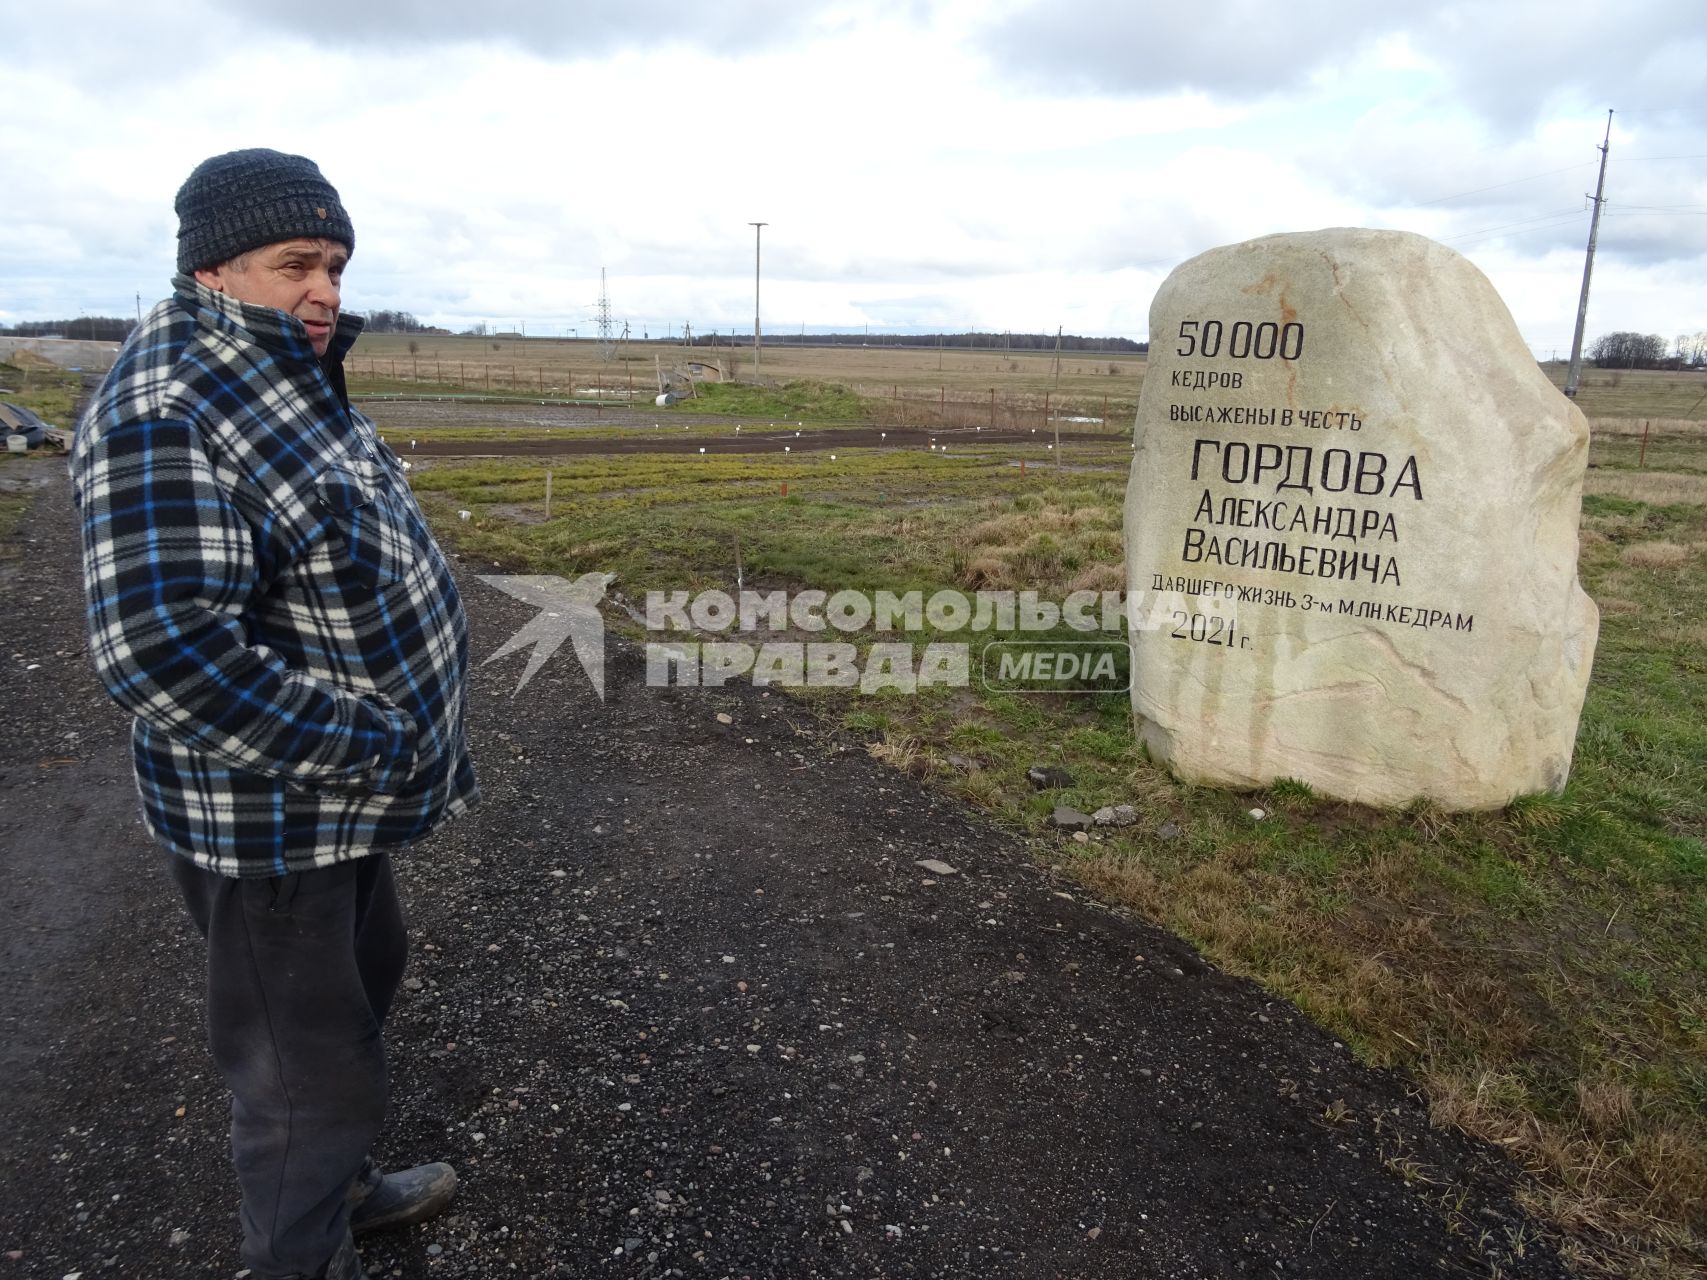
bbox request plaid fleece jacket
[71,276,478,876]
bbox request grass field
[350,331,1144,400]
[411,364,1707,1276]
[350,333,1141,432]
[346,331,1705,433]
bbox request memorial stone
[1124,229,1598,809]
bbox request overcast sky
[3,0,1704,355]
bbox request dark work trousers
[167,852,407,1279]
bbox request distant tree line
[1591,331,1707,370]
[687,331,1148,354]
[3,312,461,341]
[361,309,448,335]
[1,316,136,341]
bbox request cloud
[1406,2,1707,131]
[1286,107,1707,269]
[228,0,826,57]
[974,1,1396,100]
[3,2,1702,344]
[5,0,831,99]
[974,0,1707,134]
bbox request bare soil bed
[359,398,1110,457]
[0,473,1570,1279]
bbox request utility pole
[1565,110,1613,399]
[135,293,142,325]
[749,222,767,373]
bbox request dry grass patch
[1588,417,1707,440]
[950,500,1126,595]
[1070,847,1163,916]
[1673,621,1707,649]
[1066,562,1126,593]
[865,732,930,779]
[1552,365,1707,420]
[1492,1101,1707,1280]
[959,553,1017,590]
[1619,541,1694,568]
[965,513,1043,544]
[963,505,1115,545]
[1586,471,1707,507]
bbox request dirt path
[0,472,1568,1279]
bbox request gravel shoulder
[0,470,1569,1279]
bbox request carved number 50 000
[1177,320,1304,361]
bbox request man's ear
[193,266,225,292]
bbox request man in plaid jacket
[71,149,479,1280]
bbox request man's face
[194,238,349,356]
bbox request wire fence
[346,358,1137,432]
[877,385,1131,434]
[348,357,625,398]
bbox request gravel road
[0,466,1569,1279]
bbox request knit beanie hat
[174,148,354,273]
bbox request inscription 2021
[1169,611,1250,651]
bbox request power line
[1435,208,1586,243]
[1441,219,1591,251]
[1415,163,1592,206]
[1411,154,1704,211]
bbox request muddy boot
[348,1159,458,1235]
